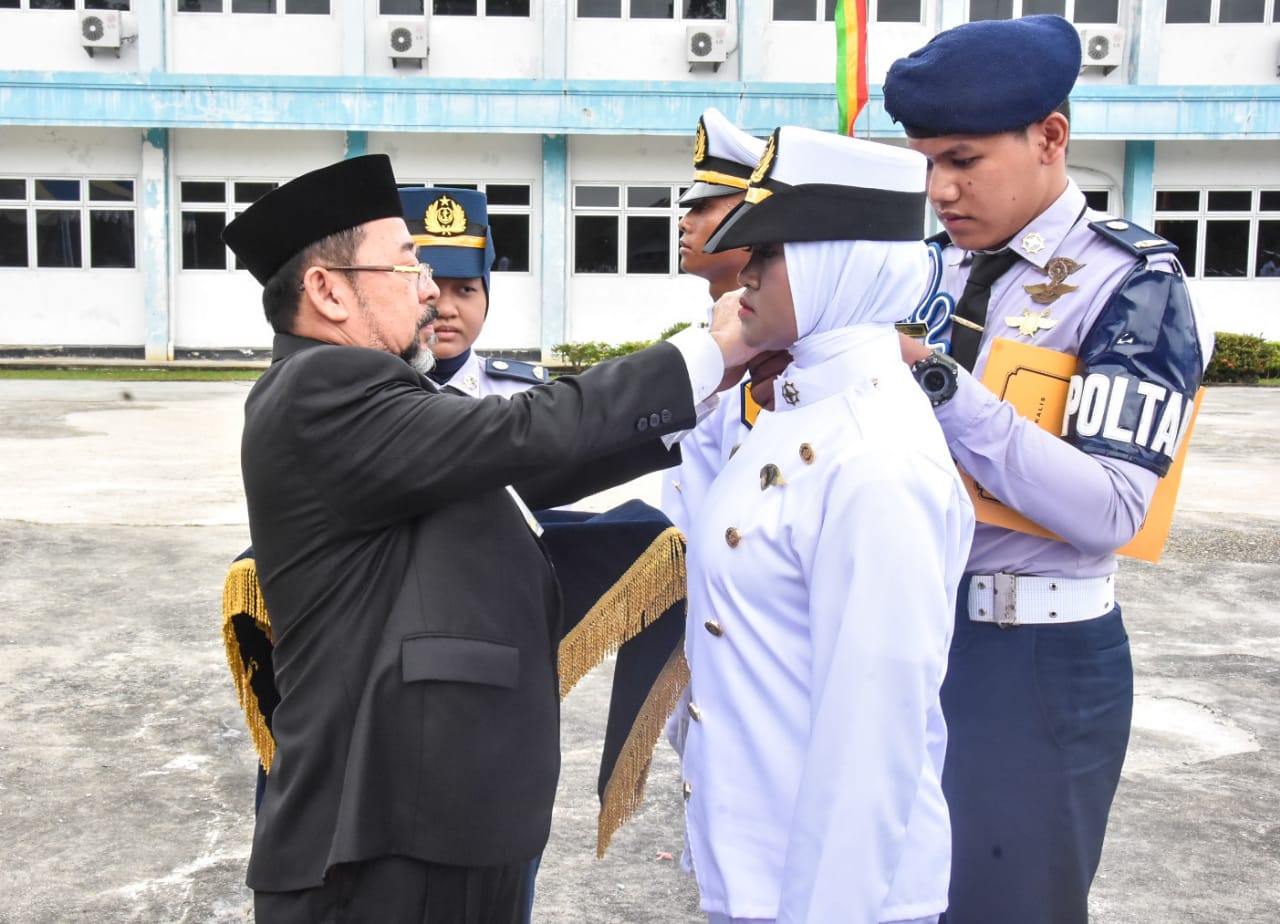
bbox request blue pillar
[345,131,368,159]
[1123,140,1156,229]
[141,128,171,362]
[540,134,568,361]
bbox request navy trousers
[939,576,1133,924]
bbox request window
[969,0,1119,21]
[1153,187,1280,279]
[771,0,922,22]
[1,0,130,7]
[180,179,277,271]
[399,181,533,272]
[572,183,685,276]
[379,0,530,14]
[577,0,725,18]
[178,0,329,14]
[1081,189,1111,213]
[0,177,136,269]
[1165,0,1273,21]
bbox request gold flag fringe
[221,557,276,772]
[596,645,690,858]
[558,526,687,701]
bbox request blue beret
[883,15,1081,136]
[399,186,496,297]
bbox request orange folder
[960,338,1204,564]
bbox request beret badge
[425,195,468,237]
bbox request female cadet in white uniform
[399,186,548,396]
[679,127,975,924]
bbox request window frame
[178,178,280,273]
[376,0,532,15]
[175,0,330,16]
[1152,186,1280,280]
[574,0,728,21]
[1163,0,1276,23]
[966,0,1121,22]
[0,176,138,271]
[570,181,685,277]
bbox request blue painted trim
[539,134,567,360]
[1123,140,1156,230]
[344,131,368,158]
[141,128,171,362]
[2,73,1278,138]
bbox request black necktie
[950,249,1022,371]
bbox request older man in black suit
[222,154,752,924]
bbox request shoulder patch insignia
[484,357,546,385]
[1088,219,1179,257]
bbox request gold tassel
[221,558,276,772]
[558,527,687,701]
[596,645,690,858]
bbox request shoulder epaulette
[1088,219,1179,257]
[484,357,549,385]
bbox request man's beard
[406,340,436,375]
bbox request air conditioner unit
[387,19,428,68]
[686,24,728,71]
[1079,26,1125,71]
[81,9,122,57]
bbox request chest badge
[1023,256,1085,305]
[759,463,787,491]
[781,381,800,406]
[463,373,479,392]
[1020,232,1046,255]
[1006,308,1058,337]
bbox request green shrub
[658,320,697,340]
[551,339,653,372]
[1203,332,1279,385]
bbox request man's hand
[708,288,758,391]
[745,350,790,411]
[898,332,933,365]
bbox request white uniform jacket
[681,327,974,924]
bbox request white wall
[569,18,742,80]
[0,9,142,73]
[0,127,146,348]
[172,11,345,76]
[366,15,542,78]
[1158,24,1280,85]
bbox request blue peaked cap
[883,15,1081,136]
[399,186,496,298]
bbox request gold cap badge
[693,119,708,166]
[424,195,467,236]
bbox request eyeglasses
[303,262,435,292]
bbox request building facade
[1,0,1277,361]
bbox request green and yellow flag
[835,0,869,136]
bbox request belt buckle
[993,573,1018,627]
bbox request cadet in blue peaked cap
[883,16,1213,924]
[398,186,547,397]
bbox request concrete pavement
[0,380,1276,923]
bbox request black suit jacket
[241,333,694,891]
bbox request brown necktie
[950,249,1022,371]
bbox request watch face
[920,365,951,394]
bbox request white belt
[967,573,1115,626]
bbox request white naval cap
[679,107,768,206]
[704,126,929,252]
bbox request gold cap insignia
[1005,308,1058,337]
[693,119,708,167]
[750,131,777,187]
[1020,232,1046,255]
[424,195,468,236]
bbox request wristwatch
[911,351,959,407]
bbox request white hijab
[782,238,934,368]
